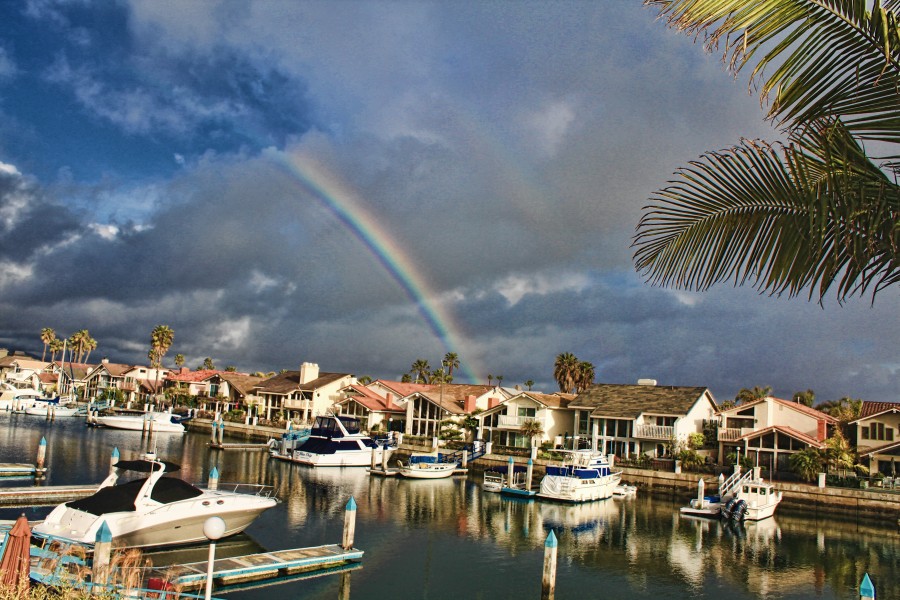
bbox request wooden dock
[0,483,99,506]
[151,544,364,589]
[208,442,272,451]
[0,463,41,477]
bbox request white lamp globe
[203,516,226,541]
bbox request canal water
[0,414,897,599]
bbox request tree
[525,379,535,391]
[201,357,216,370]
[575,361,595,393]
[634,1,900,304]
[790,447,824,482]
[487,374,493,386]
[49,338,64,362]
[40,328,56,362]
[174,354,185,369]
[225,366,237,372]
[735,386,772,404]
[793,389,816,407]
[520,419,545,448]
[410,359,430,384]
[83,335,97,364]
[442,352,460,377]
[149,325,174,398]
[496,375,504,387]
[554,353,579,393]
[357,375,373,385]
[401,373,412,383]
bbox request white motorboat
[721,475,782,522]
[94,411,186,433]
[397,455,458,479]
[33,457,277,548]
[0,385,55,411]
[536,450,621,503]
[24,403,79,417]
[280,414,390,467]
[483,468,505,493]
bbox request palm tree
[486,374,493,386]
[83,335,97,364]
[174,354,185,369]
[525,380,535,391]
[40,328,56,362]
[202,357,215,370]
[357,375,373,385]
[735,386,772,404]
[68,330,89,363]
[575,361,595,393]
[442,353,460,377]
[496,375,503,387]
[409,359,430,384]
[49,338,64,362]
[634,1,900,303]
[401,373,412,383]
[554,353,578,393]
[792,389,816,407]
[789,447,824,482]
[521,419,545,448]
[149,325,174,397]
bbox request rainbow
[272,151,479,383]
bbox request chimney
[101,358,109,364]
[488,396,499,409]
[464,395,477,413]
[300,362,319,384]
[385,392,393,406]
[817,419,826,442]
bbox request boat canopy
[114,459,181,473]
[310,415,362,438]
[65,477,203,515]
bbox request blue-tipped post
[208,466,219,491]
[92,521,113,592]
[342,496,357,550]
[542,530,558,600]
[860,573,875,600]
[36,437,47,476]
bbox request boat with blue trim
[536,450,621,503]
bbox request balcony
[633,424,674,440]
[718,428,753,442]
[497,415,539,429]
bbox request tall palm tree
[575,361,595,393]
[554,353,579,393]
[634,0,900,303]
[521,419,545,448]
[68,330,91,363]
[149,325,174,397]
[83,335,97,364]
[525,380,535,391]
[442,353,460,377]
[49,338,64,363]
[487,374,493,386]
[40,328,56,362]
[174,354,185,369]
[410,359,430,384]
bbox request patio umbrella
[0,514,31,595]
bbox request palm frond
[645,0,900,145]
[633,119,900,301]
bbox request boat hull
[95,414,185,433]
[288,448,384,467]
[537,473,621,503]
[34,491,276,549]
[397,464,456,479]
[24,406,78,417]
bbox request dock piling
[218,420,225,444]
[541,530,558,600]
[381,447,389,472]
[339,571,351,600]
[91,521,112,595]
[342,496,357,550]
[370,447,377,470]
[462,450,468,468]
[527,458,534,491]
[697,478,705,504]
[35,437,47,478]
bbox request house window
[518,407,536,418]
[654,416,676,427]
[577,411,590,435]
[888,428,895,441]
[862,426,870,439]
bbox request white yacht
[0,384,53,411]
[721,475,782,521]
[94,410,186,433]
[536,450,621,503]
[280,414,389,467]
[33,457,277,548]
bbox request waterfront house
[201,371,266,412]
[387,382,514,439]
[0,350,38,385]
[166,368,223,398]
[82,359,169,404]
[1,357,49,390]
[45,360,95,399]
[851,401,900,476]
[476,391,576,449]
[252,362,354,423]
[569,381,719,458]
[717,396,837,472]
[337,383,405,432]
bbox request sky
[0,1,896,404]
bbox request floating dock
[0,463,42,477]
[0,483,99,505]
[208,442,273,451]
[150,544,364,589]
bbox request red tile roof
[859,401,900,419]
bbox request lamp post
[203,516,226,600]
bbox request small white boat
[483,469,505,493]
[279,414,391,467]
[721,476,782,522]
[613,483,637,497]
[24,403,79,417]
[536,450,621,503]
[397,455,458,479]
[94,411,185,433]
[33,456,277,548]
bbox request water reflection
[0,416,897,599]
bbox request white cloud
[524,98,578,158]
